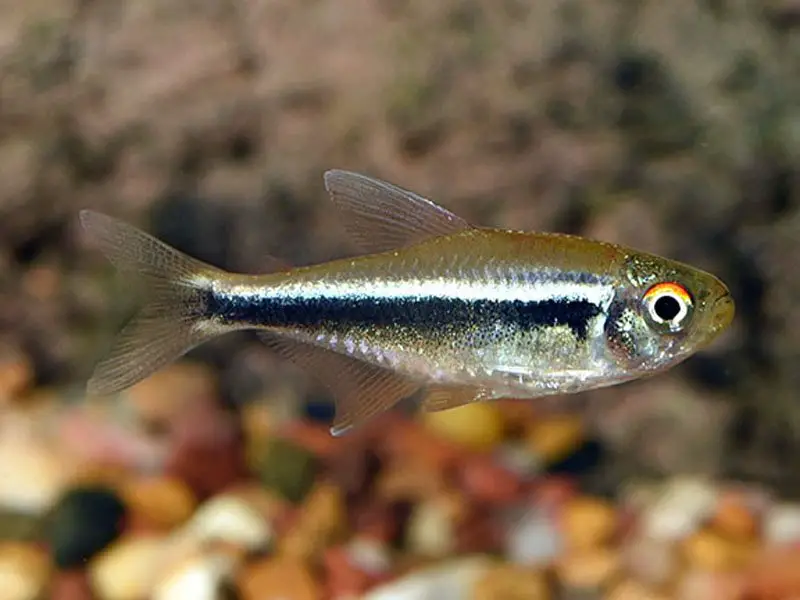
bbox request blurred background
[1,0,799,598]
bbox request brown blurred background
[1,0,799,492]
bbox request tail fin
[79,210,225,396]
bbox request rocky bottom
[0,360,798,600]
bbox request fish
[79,169,735,436]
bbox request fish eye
[642,282,693,331]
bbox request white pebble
[642,477,718,541]
[0,420,69,514]
[495,443,543,479]
[505,507,562,566]
[764,502,800,545]
[154,553,237,600]
[347,537,391,575]
[177,494,273,551]
[363,557,492,600]
[406,500,455,558]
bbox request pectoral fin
[257,331,421,436]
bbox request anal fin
[421,384,493,412]
[257,331,421,436]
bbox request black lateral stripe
[207,290,604,341]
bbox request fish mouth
[710,291,735,335]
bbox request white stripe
[230,277,615,309]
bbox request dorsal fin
[323,170,471,254]
[257,331,421,436]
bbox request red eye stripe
[643,282,692,305]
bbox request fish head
[603,251,734,375]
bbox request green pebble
[256,437,319,504]
[0,509,42,542]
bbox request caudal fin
[79,210,225,396]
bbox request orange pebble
[279,421,339,459]
[560,496,617,551]
[682,528,754,572]
[121,476,196,531]
[711,492,758,540]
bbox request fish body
[80,170,734,435]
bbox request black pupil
[654,295,681,321]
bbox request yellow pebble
[526,414,584,464]
[121,476,197,531]
[682,528,741,572]
[556,547,621,590]
[238,557,319,600]
[472,563,550,600]
[0,542,51,600]
[279,483,347,564]
[561,496,617,551]
[606,579,671,600]
[89,535,166,600]
[422,403,505,451]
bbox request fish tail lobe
[79,210,226,396]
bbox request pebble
[363,556,492,600]
[324,545,374,598]
[744,547,800,598]
[237,557,320,600]
[421,403,506,452]
[0,510,42,542]
[376,459,444,502]
[0,351,33,403]
[458,456,523,505]
[121,476,196,532]
[381,421,461,472]
[762,502,800,546]
[178,493,274,552]
[406,498,457,558]
[0,420,71,514]
[455,505,504,554]
[472,563,551,600]
[256,437,320,504]
[606,579,670,600]
[347,536,392,576]
[622,535,679,588]
[560,496,617,551]
[0,542,51,600]
[526,415,585,466]
[126,362,219,426]
[555,547,622,591]
[44,485,127,569]
[278,421,339,460]
[88,535,166,600]
[154,552,238,600]
[505,507,563,566]
[677,570,747,600]
[278,483,346,564]
[164,405,248,500]
[351,500,412,545]
[641,477,719,541]
[330,443,383,504]
[681,528,751,572]
[50,570,97,600]
[495,442,543,479]
[709,490,758,540]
